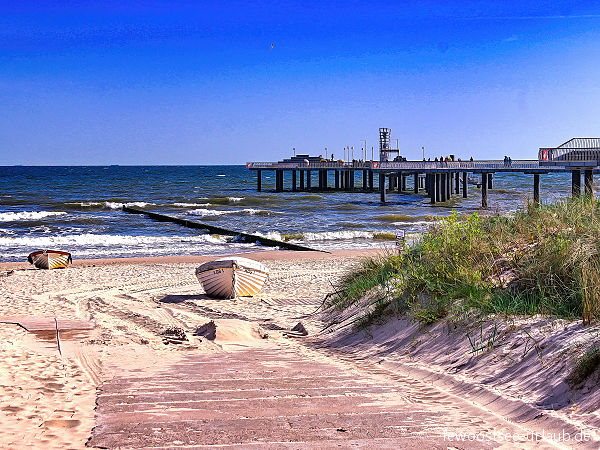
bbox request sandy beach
[1,249,598,449]
[0,249,377,448]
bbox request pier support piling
[488,173,493,190]
[585,169,594,196]
[414,172,419,193]
[379,174,387,203]
[300,170,305,190]
[481,173,488,208]
[362,170,367,190]
[368,170,374,191]
[572,170,581,197]
[306,170,311,190]
[292,170,297,191]
[257,169,262,192]
[462,172,468,198]
[349,170,355,190]
[276,169,284,192]
[335,170,340,190]
[435,173,441,203]
[440,173,447,202]
[533,173,540,206]
[455,172,460,194]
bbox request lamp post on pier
[361,139,367,160]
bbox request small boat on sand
[195,257,269,299]
[27,250,72,269]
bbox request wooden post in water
[292,170,297,191]
[572,170,581,197]
[299,170,305,190]
[585,169,594,196]
[349,170,355,190]
[481,173,488,208]
[257,169,262,192]
[455,172,460,194]
[306,170,312,190]
[362,170,367,190]
[462,172,468,198]
[533,173,540,206]
[335,170,340,189]
[413,172,419,193]
[275,169,283,192]
[401,174,407,191]
[435,173,441,203]
[368,170,374,191]
[430,174,436,204]
[440,173,447,202]
[379,174,387,202]
[446,173,451,198]
[488,173,493,189]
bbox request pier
[247,137,600,208]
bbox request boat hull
[27,250,72,270]
[195,257,269,299]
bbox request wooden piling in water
[257,169,262,192]
[585,169,594,196]
[481,173,488,208]
[534,173,540,205]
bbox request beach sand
[1,248,598,449]
[0,249,376,449]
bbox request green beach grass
[328,198,600,326]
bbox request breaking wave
[188,208,276,217]
[0,233,228,248]
[0,211,67,222]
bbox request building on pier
[539,138,600,165]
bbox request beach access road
[0,250,564,449]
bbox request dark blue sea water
[0,165,577,262]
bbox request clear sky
[2,1,600,165]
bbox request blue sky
[2,1,600,164]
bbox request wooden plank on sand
[0,316,95,331]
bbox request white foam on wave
[391,220,433,227]
[66,202,103,207]
[188,208,271,217]
[301,230,375,241]
[0,233,227,248]
[65,201,156,209]
[228,197,243,202]
[254,231,283,241]
[104,201,155,209]
[0,211,67,222]
[172,202,212,207]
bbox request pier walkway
[247,159,596,207]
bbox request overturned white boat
[27,250,72,269]
[195,257,269,299]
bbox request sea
[0,165,577,262]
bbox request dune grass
[328,198,600,325]
[567,344,600,386]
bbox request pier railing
[248,160,544,171]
